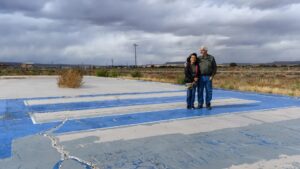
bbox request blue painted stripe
[20,90,185,101]
[3,99,29,120]
[0,100,6,117]
[52,103,255,134]
[28,96,226,113]
[28,96,185,113]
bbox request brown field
[115,66,300,97]
[1,66,299,97]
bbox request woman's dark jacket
[184,59,200,83]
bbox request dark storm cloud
[39,0,184,33]
[38,0,300,38]
[205,0,300,9]
[0,0,299,64]
[0,0,50,12]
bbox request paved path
[0,76,300,169]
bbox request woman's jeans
[198,76,213,106]
[187,85,196,108]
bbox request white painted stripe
[32,102,185,124]
[242,109,300,123]
[57,106,300,143]
[29,113,37,124]
[25,91,186,106]
[31,98,258,124]
[225,154,300,169]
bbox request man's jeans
[198,76,213,106]
[187,85,196,108]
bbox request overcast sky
[0,0,299,65]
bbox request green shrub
[108,70,120,77]
[131,71,143,78]
[96,69,109,77]
[229,62,238,67]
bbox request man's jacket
[198,54,217,76]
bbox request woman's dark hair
[186,53,198,63]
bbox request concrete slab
[0,76,184,99]
[0,135,61,169]
[0,76,299,169]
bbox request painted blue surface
[0,89,299,159]
[54,92,299,134]
[0,99,59,159]
[53,159,93,169]
[0,100,6,117]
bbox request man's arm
[210,57,217,80]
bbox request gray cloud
[0,0,299,65]
[204,0,300,9]
[0,0,50,12]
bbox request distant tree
[229,62,238,67]
[271,64,278,67]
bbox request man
[197,46,217,110]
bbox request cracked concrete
[42,119,99,169]
[0,135,60,169]
[59,118,300,169]
[0,117,99,169]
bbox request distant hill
[221,61,300,66]
[271,61,300,65]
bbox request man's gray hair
[200,46,208,51]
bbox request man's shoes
[206,103,212,110]
[197,105,203,109]
[187,105,196,109]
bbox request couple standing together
[184,46,217,110]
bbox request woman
[184,53,199,109]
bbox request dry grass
[214,73,300,97]
[119,67,300,97]
[57,69,84,88]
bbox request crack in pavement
[40,119,100,169]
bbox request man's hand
[194,77,198,82]
[209,76,214,81]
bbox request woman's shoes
[187,106,195,109]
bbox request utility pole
[133,43,138,67]
[111,59,114,67]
